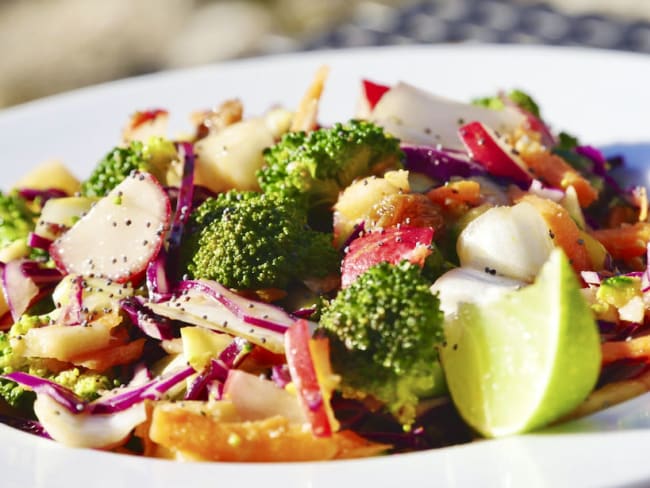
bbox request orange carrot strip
[590,222,650,260]
[601,335,650,364]
[427,180,481,208]
[520,151,598,207]
[519,194,592,272]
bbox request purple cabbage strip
[575,145,625,195]
[185,360,229,401]
[20,261,63,285]
[88,366,194,415]
[120,296,176,340]
[168,142,196,252]
[165,185,216,211]
[145,251,172,303]
[27,232,53,251]
[184,337,250,401]
[176,280,290,334]
[271,364,292,389]
[401,143,486,182]
[0,415,52,439]
[17,188,68,203]
[2,260,62,321]
[340,221,365,253]
[2,372,86,414]
[292,307,317,319]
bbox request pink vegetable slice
[341,226,434,288]
[458,121,532,185]
[50,172,171,283]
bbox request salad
[0,67,647,462]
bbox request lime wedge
[440,249,601,437]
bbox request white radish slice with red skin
[50,172,171,283]
[34,393,147,449]
[368,82,525,151]
[459,121,532,185]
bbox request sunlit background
[0,0,648,108]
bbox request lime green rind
[440,250,601,438]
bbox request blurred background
[1,0,649,108]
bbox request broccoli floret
[53,368,115,401]
[257,120,403,212]
[472,89,541,118]
[81,137,177,197]
[318,261,445,426]
[0,192,37,251]
[180,191,340,291]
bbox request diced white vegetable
[34,196,97,240]
[457,201,554,282]
[431,267,524,316]
[194,108,292,193]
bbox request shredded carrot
[520,150,598,208]
[427,180,481,209]
[518,194,592,273]
[290,65,329,132]
[601,335,650,364]
[590,222,650,260]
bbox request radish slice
[50,172,171,283]
[459,121,532,185]
[341,226,434,288]
[369,82,525,151]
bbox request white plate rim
[1,44,650,488]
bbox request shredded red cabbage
[401,144,486,182]
[175,280,293,334]
[16,188,68,203]
[120,296,176,340]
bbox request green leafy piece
[319,261,445,427]
[180,191,340,290]
[472,89,541,118]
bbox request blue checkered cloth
[304,0,650,53]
